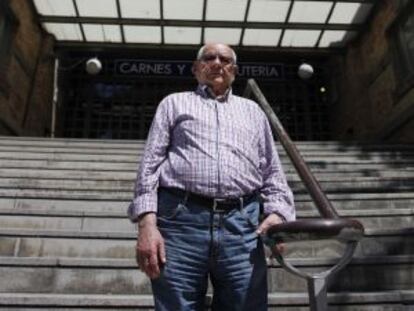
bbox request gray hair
[196,44,237,64]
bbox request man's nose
[211,56,223,66]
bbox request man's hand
[136,213,166,279]
[256,213,285,254]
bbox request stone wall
[330,1,414,142]
[0,0,55,136]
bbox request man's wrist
[137,212,157,228]
[267,212,286,223]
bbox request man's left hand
[256,213,285,254]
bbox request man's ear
[232,64,238,75]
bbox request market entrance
[57,50,331,141]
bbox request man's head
[192,43,238,95]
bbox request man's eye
[203,55,216,61]
[219,57,231,64]
[201,54,233,64]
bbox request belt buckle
[212,198,226,212]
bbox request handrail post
[308,277,328,311]
[244,79,364,311]
[244,79,338,219]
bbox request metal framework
[58,56,331,140]
[32,0,378,51]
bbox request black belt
[160,187,258,212]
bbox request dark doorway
[57,50,331,141]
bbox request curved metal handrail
[267,218,364,243]
[244,79,365,311]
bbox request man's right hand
[136,213,166,279]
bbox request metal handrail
[243,79,365,311]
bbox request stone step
[0,137,412,308]
[1,136,413,150]
[1,167,414,180]
[1,149,413,162]
[0,137,145,149]
[1,155,413,168]
[1,197,410,213]
[0,207,412,232]
[267,255,414,293]
[2,144,414,158]
[0,255,412,294]
[0,212,136,232]
[1,193,413,210]
[0,228,411,259]
[1,161,412,177]
[0,291,412,311]
[0,177,413,194]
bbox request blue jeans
[151,189,267,311]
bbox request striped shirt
[128,85,295,222]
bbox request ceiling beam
[55,40,344,55]
[278,0,374,2]
[39,16,362,31]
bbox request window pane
[281,30,320,47]
[83,24,122,42]
[119,0,160,19]
[33,0,76,16]
[123,26,161,43]
[248,0,290,22]
[319,30,356,48]
[329,3,373,24]
[289,1,333,23]
[207,0,248,21]
[75,0,118,17]
[43,23,83,40]
[164,27,201,44]
[243,29,281,46]
[164,0,203,20]
[204,28,242,45]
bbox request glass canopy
[33,0,375,49]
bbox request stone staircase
[0,136,413,310]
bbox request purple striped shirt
[128,85,295,222]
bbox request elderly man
[128,43,295,311]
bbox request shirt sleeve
[258,114,296,222]
[127,98,172,222]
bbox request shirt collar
[196,84,232,102]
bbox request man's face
[193,44,237,90]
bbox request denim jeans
[151,189,267,311]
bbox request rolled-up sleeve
[259,115,296,222]
[127,98,172,222]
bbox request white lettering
[139,63,147,73]
[164,64,172,75]
[118,61,281,78]
[119,62,130,74]
[177,64,186,75]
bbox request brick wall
[0,0,55,136]
[330,1,414,142]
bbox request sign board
[115,60,284,80]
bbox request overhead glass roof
[33,0,375,50]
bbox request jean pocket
[157,189,185,220]
[224,202,260,236]
[158,202,186,220]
